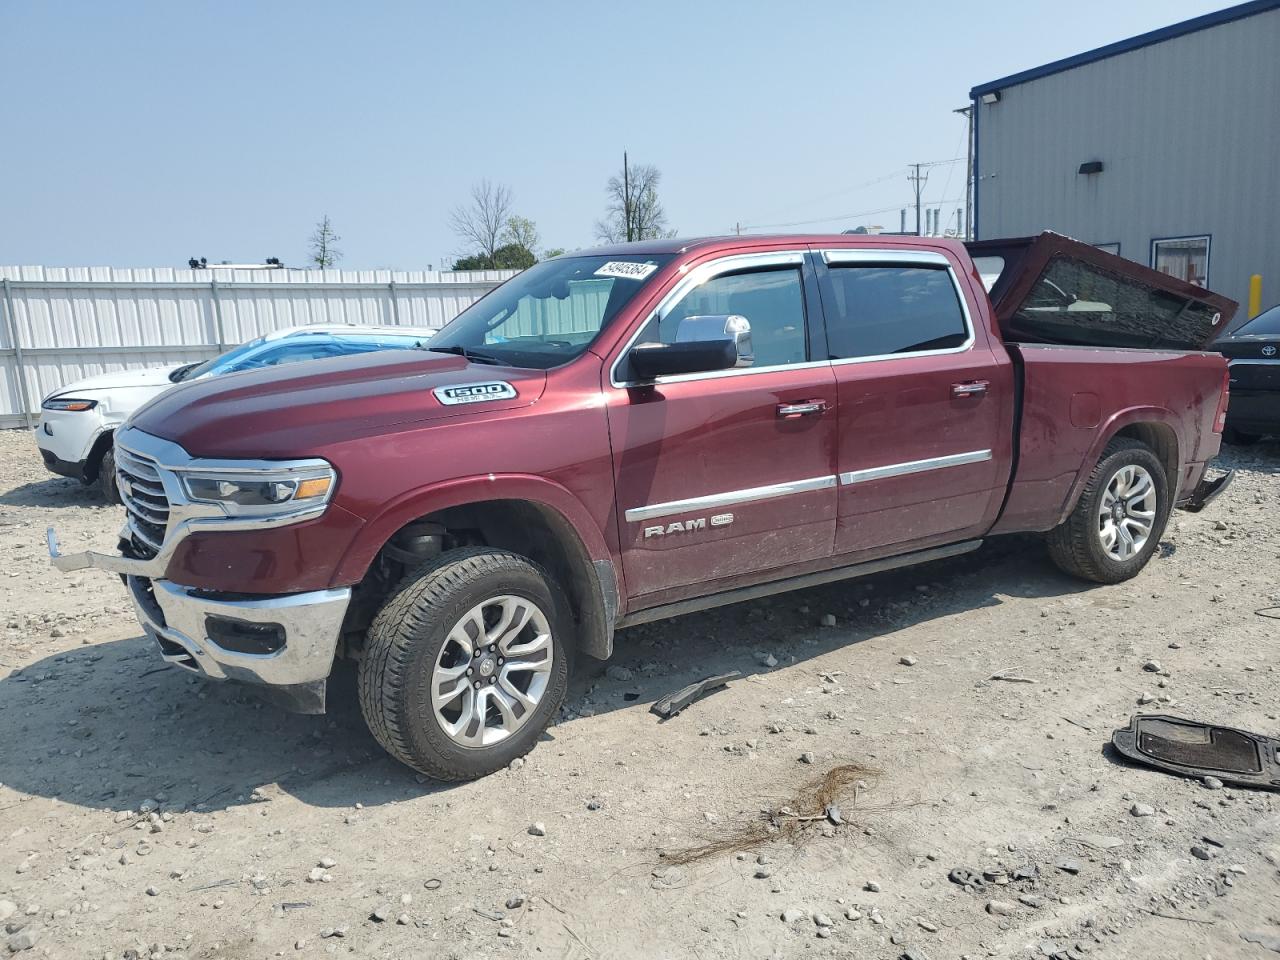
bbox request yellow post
[1248,274,1263,319]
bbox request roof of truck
[569,234,967,258]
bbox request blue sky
[2,1,1233,269]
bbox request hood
[129,349,548,458]
[43,364,185,400]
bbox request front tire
[358,548,571,781]
[98,449,122,504]
[1047,437,1170,584]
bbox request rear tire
[98,449,121,504]
[1047,437,1170,584]
[358,548,571,781]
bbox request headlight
[178,465,335,514]
[42,397,98,412]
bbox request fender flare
[1055,405,1184,526]
[333,473,616,583]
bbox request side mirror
[168,362,198,383]
[675,315,753,367]
[626,315,753,381]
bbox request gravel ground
[1,426,1278,960]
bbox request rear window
[1009,255,1222,349]
[823,266,969,360]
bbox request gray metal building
[970,0,1280,323]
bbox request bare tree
[502,215,540,257]
[449,180,515,268]
[308,215,342,269]
[594,152,672,243]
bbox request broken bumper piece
[1177,469,1233,513]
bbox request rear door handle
[777,400,828,418]
[951,380,989,398]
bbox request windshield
[428,254,673,369]
[1238,304,1280,337]
[175,336,269,381]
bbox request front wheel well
[83,430,116,482]
[351,499,615,662]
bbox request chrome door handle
[951,381,989,398]
[777,400,828,418]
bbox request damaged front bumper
[48,528,350,714]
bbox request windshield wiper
[424,344,505,365]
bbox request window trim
[609,251,813,387]
[816,250,977,366]
[1149,234,1211,288]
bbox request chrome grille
[116,445,171,558]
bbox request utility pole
[735,221,741,236]
[908,163,929,236]
[953,105,974,240]
[623,151,632,242]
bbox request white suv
[36,324,436,502]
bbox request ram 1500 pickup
[49,232,1236,780]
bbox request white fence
[0,265,516,429]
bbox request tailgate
[966,232,1238,350]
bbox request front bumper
[124,574,351,712]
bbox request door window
[647,266,808,369]
[1151,236,1209,287]
[823,265,969,359]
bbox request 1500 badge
[433,381,518,405]
[644,513,734,538]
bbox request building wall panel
[975,6,1280,319]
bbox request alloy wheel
[1097,464,1157,561]
[430,595,554,748]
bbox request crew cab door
[814,249,1013,557]
[605,251,838,600]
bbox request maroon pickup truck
[49,232,1235,780]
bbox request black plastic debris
[650,671,741,719]
[1111,714,1280,791]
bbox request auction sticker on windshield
[594,261,659,281]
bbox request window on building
[823,265,969,359]
[1094,242,1120,256]
[1151,236,1210,287]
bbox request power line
[742,198,965,231]
[739,169,902,228]
[738,159,966,233]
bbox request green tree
[502,215,539,257]
[452,243,536,271]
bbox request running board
[616,539,984,628]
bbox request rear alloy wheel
[358,548,571,780]
[1097,464,1157,562]
[1047,437,1170,584]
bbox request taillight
[1212,367,1230,433]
